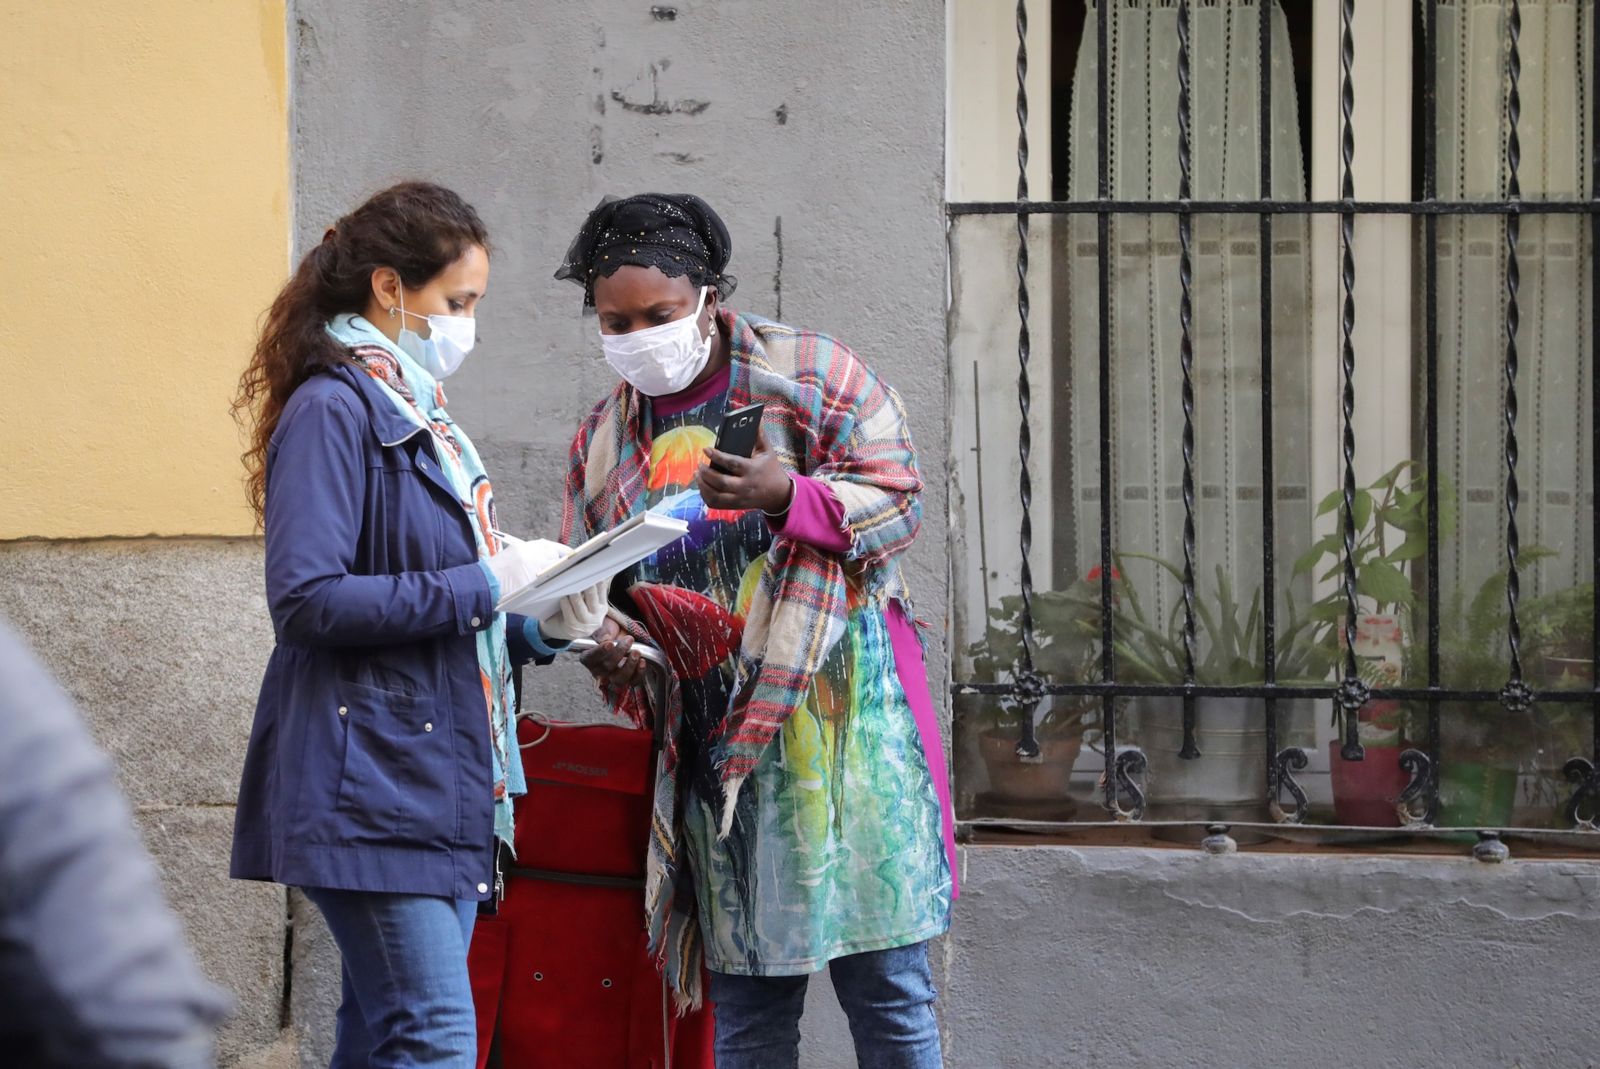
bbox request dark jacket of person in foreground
[0,620,231,1068]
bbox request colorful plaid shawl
[561,309,923,1003]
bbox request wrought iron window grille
[947,0,1600,852]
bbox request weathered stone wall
[0,540,287,1065]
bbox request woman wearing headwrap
[555,193,954,1069]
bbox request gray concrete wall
[946,847,1600,1069]
[290,0,951,753]
[287,1,946,1065]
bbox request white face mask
[395,291,477,379]
[599,287,713,396]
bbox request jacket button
[470,616,482,628]
[338,706,348,717]
[424,722,433,732]
[477,882,489,894]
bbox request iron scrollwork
[1563,758,1600,830]
[1269,747,1311,824]
[1396,748,1436,828]
[1109,747,1148,822]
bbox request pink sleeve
[886,601,959,900]
[767,474,852,554]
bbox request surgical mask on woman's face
[599,287,713,396]
[396,291,477,379]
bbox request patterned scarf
[327,314,524,849]
[561,309,922,1005]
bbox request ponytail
[233,182,490,522]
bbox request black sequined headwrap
[555,193,737,307]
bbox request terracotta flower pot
[1329,741,1410,827]
[978,729,1083,802]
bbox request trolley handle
[516,636,671,750]
[566,636,670,672]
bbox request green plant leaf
[1387,535,1429,563]
[1358,560,1414,608]
[1352,490,1374,534]
[1468,571,1509,638]
[1292,533,1344,577]
[1318,543,1376,584]
[1377,459,1419,490]
[1122,551,1188,588]
[1112,552,1151,629]
[1316,487,1344,517]
[1519,544,1559,566]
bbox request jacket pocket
[334,680,456,846]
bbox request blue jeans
[301,888,478,1069]
[709,941,943,1069]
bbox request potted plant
[1294,461,1439,826]
[1510,580,1592,825]
[1418,574,1523,828]
[1114,555,1333,822]
[1386,549,1561,829]
[965,577,1104,812]
[1526,581,1595,689]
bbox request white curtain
[1432,0,1594,601]
[1064,0,1314,671]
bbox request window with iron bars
[947,0,1598,854]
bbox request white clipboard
[496,511,689,619]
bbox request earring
[388,306,398,318]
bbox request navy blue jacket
[230,364,544,902]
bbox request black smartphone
[714,402,765,458]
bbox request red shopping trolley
[468,640,714,1069]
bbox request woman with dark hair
[556,193,955,1069]
[230,182,605,1067]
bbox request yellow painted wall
[0,1,288,538]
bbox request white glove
[485,538,570,606]
[540,580,610,643]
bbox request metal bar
[947,199,1598,216]
[1568,0,1600,829]
[1096,0,1132,817]
[1177,0,1200,761]
[1421,0,1443,825]
[1592,0,1600,789]
[1256,0,1304,822]
[1501,0,1536,722]
[951,680,1600,703]
[1335,0,1367,762]
[1010,0,1043,760]
[1400,0,1443,826]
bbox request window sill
[960,819,1600,860]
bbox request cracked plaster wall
[946,846,1600,1069]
